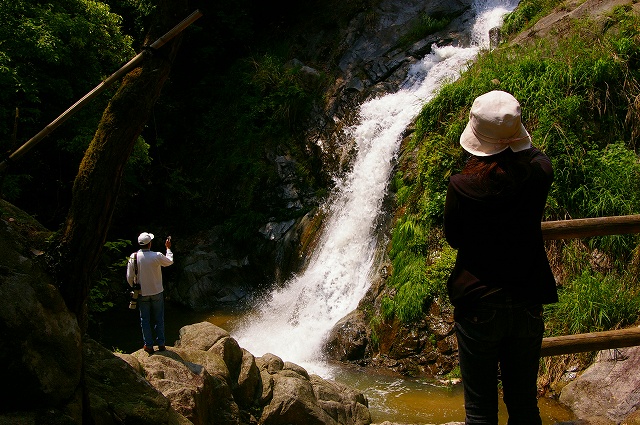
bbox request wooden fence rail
[541,327,640,357]
[541,214,640,240]
[538,214,640,356]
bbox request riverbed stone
[209,335,243,382]
[258,352,286,373]
[86,339,189,424]
[129,346,240,425]
[259,372,330,425]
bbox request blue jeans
[138,292,165,347]
[455,297,544,425]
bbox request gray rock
[128,347,240,425]
[259,372,331,425]
[235,348,261,408]
[560,345,640,423]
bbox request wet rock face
[373,301,458,378]
[325,299,458,378]
[168,0,476,311]
[324,310,372,361]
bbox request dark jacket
[444,147,558,308]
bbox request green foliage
[383,214,455,322]
[444,365,461,381]
[387,6,640,327]
[398,13,452,47]
[501,0,562,35]
[0,0,135,225]
[88,239,132,315]
[545,270,640,336]
[172,52,326,239]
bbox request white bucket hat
[460,90,532,156]
[138,232,154,245]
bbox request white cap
[138,232,154,245]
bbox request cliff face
[167,0,476,310]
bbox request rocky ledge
[108,321,371,425]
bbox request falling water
[234,0,521,376]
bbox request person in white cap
[444,91,557,425]
[127,232,173,354]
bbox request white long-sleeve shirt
[127,249,174,296]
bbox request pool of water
[90,304,573,424]
[333,364,572,424]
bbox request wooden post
[541,214,640,240]
[541,327,640,357]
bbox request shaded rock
[0,202,82,411]
[560,345,640,423]
[285,361,311,380]
[167,227,253,311]
[85,339,188,424]
[235,348,261,408]
[258,352,286,374]
[310,375,371,425]
[259,371,331,425]
[209,335,244,383]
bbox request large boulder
[560,345,640,423]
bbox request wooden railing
[539,214,640,357]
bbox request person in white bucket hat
[444,91,557,425]
[459,90,532,156]
[127,232,173,354]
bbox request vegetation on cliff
[382,1,640,385]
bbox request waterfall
[234,0,520,376]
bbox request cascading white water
[234,0,520,376]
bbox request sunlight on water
[234,0,523,378]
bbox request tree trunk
[54,0,188,333]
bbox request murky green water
[92,304,573,424]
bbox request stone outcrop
[559,345,640,424]
[116,321,372,425]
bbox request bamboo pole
[542,214,640,240]
[540,327,640,357]
[0,9,203,173]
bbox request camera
[129,284,141,309]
